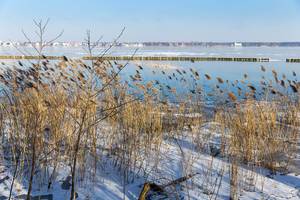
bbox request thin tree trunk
[70,110,87,200]
[8,154,20,200]
[230,160,238,200]
[26,136,36,200]
[70,131,82,200]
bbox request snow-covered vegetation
[0,21,299,200]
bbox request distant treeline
[140,42,300,47]
[3,41,300,48]
[5,55,300,63]
[0,55,269,62]
[84,56,269,62]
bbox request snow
[0,122,299,199]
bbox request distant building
[52,42,61,47]
[123,42,144,47]
[234,42,243,47]
[3,42,13,47]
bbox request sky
[0,0,300,42]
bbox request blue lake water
[1,46,300,101]
[120,60,299,101]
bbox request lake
[1,46,300,102]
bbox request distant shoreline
[2,42,300,48]
[0,55,271,62]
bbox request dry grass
[0,57,298,200]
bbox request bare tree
[18,19,63,200]
[69,28,134,200]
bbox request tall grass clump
[217,99,299,171]
[215,80,300,199]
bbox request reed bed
[0,56,298,200]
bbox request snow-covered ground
[0,123,299,200]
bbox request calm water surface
[1,46,300,101]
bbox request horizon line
[2,41,300,43]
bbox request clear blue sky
[0,0,300,42]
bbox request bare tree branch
[96,27,126,58]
